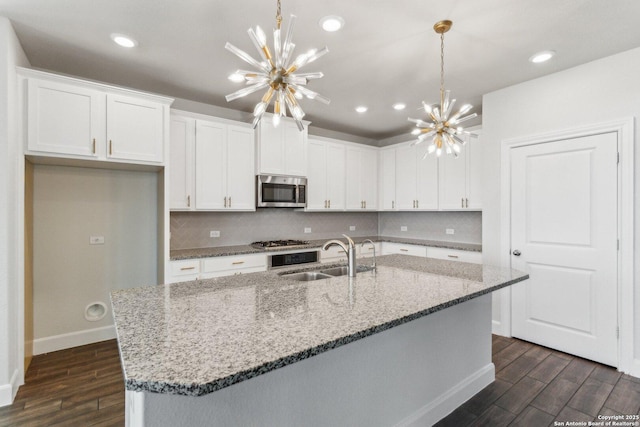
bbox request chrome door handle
[512,250,521,256]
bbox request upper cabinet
[256,114,308,177]
[395,142,439,210]
[438,132,483,210]
[170,111,255,211]
[306,138,345,210]
[345,145,377,210]
[378,147,396,210]
[21,68,172,166]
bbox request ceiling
[2,0,640,140]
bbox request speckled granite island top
[169,236,482,260]
[111,255,527,397]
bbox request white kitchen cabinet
[306,138,345,210]
[169,259,201,283]
[320,245,349,263]
[169,114,195,210]
[395,142,438,210]
[378,148,396,210]
[194,119,255,211]
[438,132,483,210]
[426,247,482,264]
[105,94,164,163]
[256,115,308,177]
[380,242,428,257]
[345,146,378,210]
[22,69,170,165]
[201,254,267,279]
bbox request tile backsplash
[378,211,482,244]
[170,210,378,249]
[171,210,482,250]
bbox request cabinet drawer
[170,259,201,277]
[427,247,482,264]
[202,254,267,273]
[320,245,349,263]
[381,242,427,257]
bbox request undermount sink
[283,271,333,282]
[281,265,375,281]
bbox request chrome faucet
[360,239,376,270]
[322,234,357,277]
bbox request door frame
[498,117,635,373]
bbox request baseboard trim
[33,325,115,355]
[395,363,495,427]
[492,320,502,335]
[0,369,20,407]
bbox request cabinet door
[325,143,346,210]
[226,125,256,211]
[256,121,284,175]
[169,115,194,210]
[415,144,439,210]
[345,146,362,210]
[283,121,307,176]
[106,94,164,163]
[438,145,468,210]
[379,149,396,210]
[360,148,378,210]
[195,120,226,209]
[395,144,417,210]
[27,78,103,157]
[306,139,327,210]
[466,134,483,209]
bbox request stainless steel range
[252,239,319,268]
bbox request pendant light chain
[276,0,282,29]
[440,31,445,110]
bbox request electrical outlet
[304,227,312,233]
[401,226,408,232]
[210,230,221,238]
[349,225,356,231]
[89,236,105,245]
[446,228,455,235]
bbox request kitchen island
[111,254,528,426]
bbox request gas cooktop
[251,239,310,250]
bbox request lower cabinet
[320,246,349,263]
[425,247,482,264]
[168,254,267,283]
[381,242,428,257]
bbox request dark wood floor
[1,336,639,426]
[437,335,640,426]
[0,340,124,427]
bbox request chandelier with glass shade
[224,0,329,131]
[408,20,477,158]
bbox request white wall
[0,16,30,406]
[482,47,639,360]
[32,165,158,353]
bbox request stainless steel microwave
[256,175,307,208]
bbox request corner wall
[482,47,639,368]
[0,16,30,406]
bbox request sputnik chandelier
[408,20,477,158]
[224,0,329,131]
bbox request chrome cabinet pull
[224,196,227,208]
[324,200,327,208]
[392,200,394,209]
[187,195,191,207]
[462,197,464,208]
[92,138,96,154]
[416,200,419,208]
[466,198,469,208]
[328,200,331,209]
[229,197,231,207]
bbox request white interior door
[510,132,618,366]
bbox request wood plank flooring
[1,336,639,426]
[437,335,640,426]
[0,340,124,427]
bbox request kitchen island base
[125,294,494,427]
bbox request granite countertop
[111,254,527,397]
[170,236,482,260]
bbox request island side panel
[136,294,493,427]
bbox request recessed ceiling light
[355,106,368,113]
[529,50,555,64]
[111,33,137,48]
[319,16,345,32]
[393,103,406,111]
